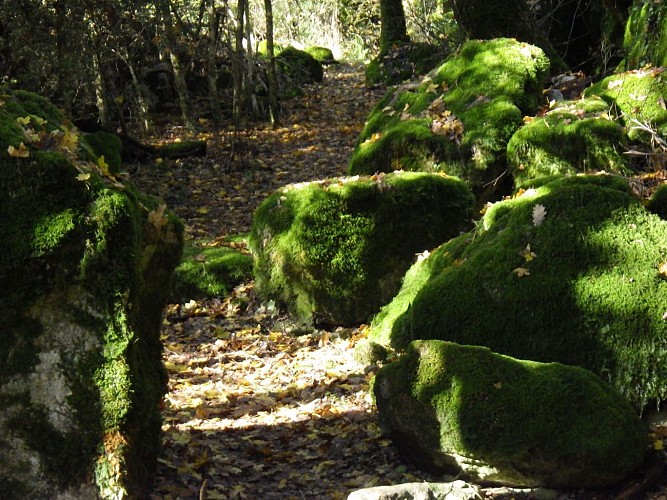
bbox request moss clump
[171,238,253,302]
[374,340,647,488]
[249,171,473,326]
[276,46,324,84]
[257,40,284,56]
[585,67,667,143]
[507,97,629,188]
[620,0,667,70]
[81,132,122,172]
[305,46,337,64]
[351,39,550,200]
[370,175,667,411]
[365,43,445,85]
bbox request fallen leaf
[7,142,29,158]
[532,204,547,226]
[513,267,530,277]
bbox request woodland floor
[133,64,667,499]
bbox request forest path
[142,65,432,499]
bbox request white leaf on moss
[532,204,547,226]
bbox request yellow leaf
[97,155,110,176]
[197,207,209,214]
[7,142,29,158]
[520,244,537,261]
[115,95,125,104]
[76,173,91,181]
[493,382,502,389]
[32,116,47,126]
[59,128,78,152]
[148,204,169,231]
[654,439,664,451]
[659,262,667,278]
[16,116,30,126]
[513,267,530,277]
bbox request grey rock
[348,480,483,500]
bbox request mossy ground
[374,340,647,488]
[370,175,667,411]
[249,171,473,326]
[350,39,550,200]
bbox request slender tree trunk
[232,0,247,128]
[264,0,279,127]
[207,0,222,128]
[244,0,258,114]
[92,54,110,128]
[157,0,197,131]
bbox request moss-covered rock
[350,39,550,201]
[257,40,284,57]
[0,89,183,498]
[364,43,445,86]
[507,97,629,188]
[370,175,667,411]
[585,67,667,144]
[305,46,337,64]
[621,0,667,70]
[249,171,474,326]
[374,340,647,488]
[276,46,324,84]
[81,131,123,173]
[171,238,253,302]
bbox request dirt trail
[143,65,432,499]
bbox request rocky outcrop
[0,88,183,498]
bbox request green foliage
[375,340,647,488]
[370,175,667,411]
[249,172,473,325]
[507,97,629,188]
[621,0,667,70]
[171,239,253,302]
[352,39,550,199]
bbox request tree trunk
[232,0,247,128]
[379,0,409,51]
[245,0,259,114]
[157,0,197,131]
[92,53,111,129]
[264,0,280,127]
[207,0,222,128]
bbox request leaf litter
[132,64,667,499]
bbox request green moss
[507,97,629,188]
[351,39,550,199]
[250,172,473,325]
[375,340,647,488]
[257,40,284,56]
[621,0,667,70]
[585,68,667,142]
[305,46,336,64]
[171,239,253,301]
[276,46,324,84]
[370,175,667,410]
[81,132,122,172]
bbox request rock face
[249,171,473,326]
[373,340,647,489]
[349,38,550,202]
[370,175,667,411]
[0,89,183,498]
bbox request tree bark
[207,0,223,128]
[232,0,247,128]
[264,0,280,127]
[379,0,409,51]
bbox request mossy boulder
[249,172,474,326]
[257,40,284,56]
[0,89,183,498]
[507,97,629,188]
[365,43,445,86]
[305,46,337,64]
[621,0,667,70]
[81,131,123,173]
[350,39,550,201]
[585,67,667,144]
[374,340,647,488]
[171,238,253,302]
[276,46,324,84]
[370,175,667,411]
